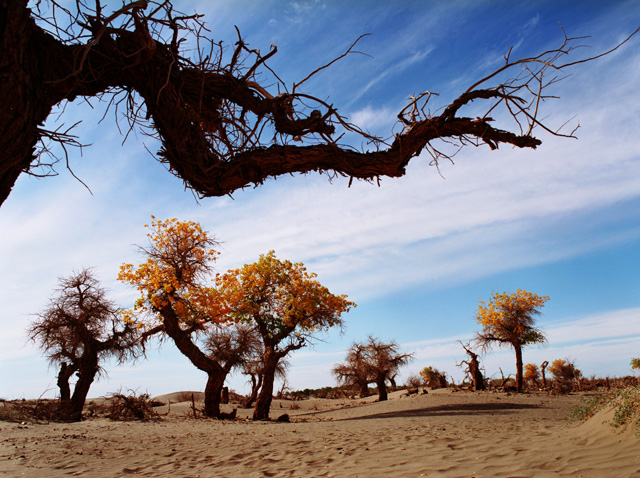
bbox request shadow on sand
[335,401,543,421]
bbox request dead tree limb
[1,1,637,206]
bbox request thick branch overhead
[1,1,636,206]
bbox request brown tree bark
[514,344,524,393]
[375,375,388,402]
[243,373,262,409]
[160,305,227,418]
[0,1,556,208]
[253,350,280,420]
[56,362,75,405]
[541,360,549,389]
[204,372,226,418]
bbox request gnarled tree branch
[1,1,636,206]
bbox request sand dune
[1,389,638,477]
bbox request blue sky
[1,1,639,399]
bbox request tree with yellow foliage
[217,251,355,420]
[475,289,548,393]
[119,217,234,418]
[524,363,541,389]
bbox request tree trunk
[514,345,524,393]
[203,371,227,418]
[56,362,74,404]
[243,373,262,408]
[469,357,485,391]
[376,375,388,401]
[0,1,52,205]
[541,361,549,389]
[253,351,279,420]
[160,305,227,414]
[66,355,99,421]
[358,381,370,398]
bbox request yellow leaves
[119,217,223,327]
[476,289,548,345]
[119,219,355,341]
[215,250,355,335]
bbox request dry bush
[0,399,64,423]
[405,374,423,388]
[107,392,161,421]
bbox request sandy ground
[1,389,639,477]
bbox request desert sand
[1,389,639,477]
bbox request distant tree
[119,218,231,418]
[524,363,540,388]
[419,366,447,389]
[28,269,141,421]
[404,374,423,389]
[548,358,581,383]
[3,2,636,207]
[458,341,485,391]
[333,336,413,401]
[475,289,549,393]
[217,251,354,420]
[540,360,550,389]
[631,357,640,373]
[332,343,372,399]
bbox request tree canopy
[333,336,413,401]
[118,217,233,417]
[475,289,548,392]
[217,250,355,419]
[3,1,635,206]
[28,268,141,420]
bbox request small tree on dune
[419,366,447,389]
[458,341,485,391]
[332,343,372,398]
[217,251,355,420]
[548,358,581,384]
[333,336,413,401]
[475,289,548,393]
[524,363,540,389]
[28,268,141,421]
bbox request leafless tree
[333,336,413,401]
[27,268,141,421]
[457,341,485,391]
[202,322,262,413]
[2,1,636,206]
[539,360,550,390]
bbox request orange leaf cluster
[118,217,223,328]
[118,220,354,337]
[215,251,355,334]
[476,289,549,346]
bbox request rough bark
[203,371,227,418]
[160,304,226,418]
[65,351,100,421]
[375,375,388,402]
[253,350,280,420]
[56,362,75,405]
[0,1,558,208]
[514,344,523,393]
[541,360,549,389]
[243,373,262,408]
